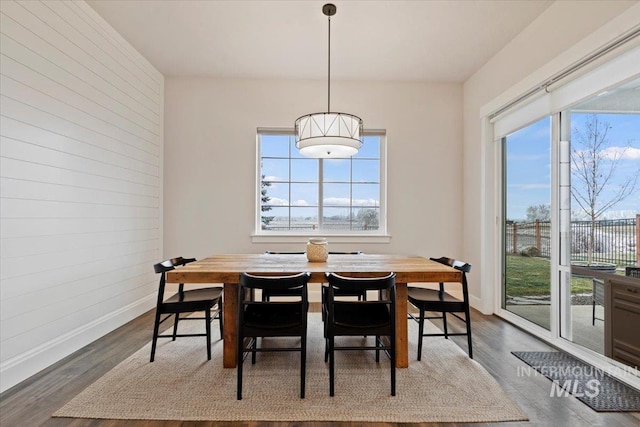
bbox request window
[257,129,386,235]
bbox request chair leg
[321,287,326,321]
[218,304,224,338]
[237,332,243,400]
[375,336,380,362]
[172,313,179,341]
[205,308,212,361]
[442,312,449,339]
[324,337,329,363]
[329,337,335,396]
[150,309,162,362]
[465,307,473,359]
[251,337,257,364]
[417,307,425,361]
[391,337,396,396]
[300,331,307,399]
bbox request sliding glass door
[502,118,552,330]
[491,38,640,387]
[500,76,640,357]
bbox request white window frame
[252,128,389,243]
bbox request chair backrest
[429,256,454,266]
[239,272,311,304]
[153,257,197,274]
[325,272,396,323]
[451,260,472,274]
[429,256,471,299]
[153,257,197,303]
[430,256,472,274]
[154,259,175,274]
[325,272,395,293]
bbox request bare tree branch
[571,114,639,264]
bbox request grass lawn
[505,255,594,297]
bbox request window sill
[251,234,392,244]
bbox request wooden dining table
[166,253,462,368]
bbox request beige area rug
[54,314,528,423]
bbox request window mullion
[288,135,293,230]
[318,158,324,231]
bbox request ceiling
[86,0,554,82]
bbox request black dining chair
[237,272,311,400]
[407,256,472,360]
[324,272,396,396]
[150,257,223,362]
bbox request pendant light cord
[327,14,331,113]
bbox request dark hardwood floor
[1,307,638,427]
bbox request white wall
[0,0,163,392]
[462,0,639,313]
[164,78,463,263]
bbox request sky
[505,112,640,221]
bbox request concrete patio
[506,303,605,354]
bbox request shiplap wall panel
[0,0,163,392]
[0,9,159,126]
[0,32,159,127]
[57,1,162,87]
[26,1,161,100]
[3,1,159,106]
[0,34,160,131]
[1,89,159,165]
[1,77,158,155]
[2,277,155,360]
[1,246,159,300]
[1,116,159,176]
[1,135,158,187]
[0,178,158,210]
[2,55,160,143]
[1,217,159,239]
[0,157,157,198]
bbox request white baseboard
[0,295,156,394]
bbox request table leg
[223,282,238,368]
[395,282,409,368]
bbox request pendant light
[295,3,363,158]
